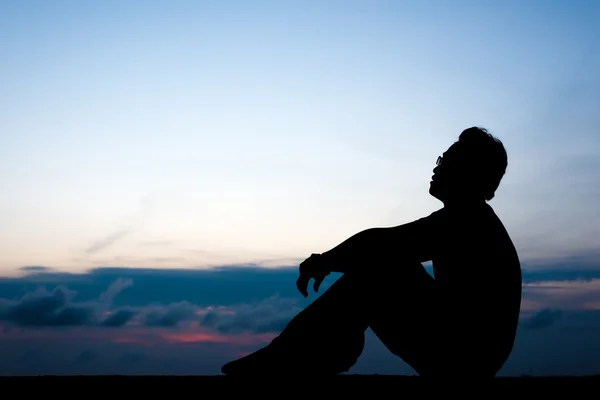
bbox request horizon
[1,0,599,376]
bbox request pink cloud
[0,323,276,349]
[161,331,276,346]
[523,279,600,311]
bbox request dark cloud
[7,264,600,307]
[503,310,600,376]
[19,349,40,362]
[0,286,95,327]
[0,264,599,376]
[208,295,301,334]
[133,295,302,334]
[522,268,600,283]
[0,338,239,376]
[1,265,320,308]
[142,302,196,327]
[0,279,132,328]
[120,351,146,363]
[2,265,600,332]
[75,350,97,364]
[522,309,563,330]
[557,310,600,332]
[19,266,52,272]
[0,268,310,334]
[519,309,600,334]
[101,309,136,327]
[202,311,219,327]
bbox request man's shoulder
[410,207,446,227]
[410,203,497,229]
[423,203,500,227]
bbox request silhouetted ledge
[1,375,598,395]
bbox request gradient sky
[1,0,599,376]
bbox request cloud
[3,264,600,331]
[75,350,97,364]
[142,302,196,327]
[0,277,134,328]
[99,278,133,304]
[522,309,563,330]
[85,227,132,255]
[19,266,52,272]
[0,269,307,334]
[4,265,310,308]
[202,295,302,334]
[504,308,600,376]
[84,193,160,256]
[101,309,136,327]
[521,278,600,315]
[0,286,95,327]
[522,267,600,283]
[120,351,146,363]
[1,264,600,376]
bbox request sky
[0,0,599,376]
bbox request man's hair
[457,127,508,201]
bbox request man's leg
[369,271,500,379]
[221,272,368,375]
[221,261,437,376]
[367,265,445,377]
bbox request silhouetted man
[222,127,522,379]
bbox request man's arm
[318,227,396,274]
[318,211,442,274]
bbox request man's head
[429,127,508,203]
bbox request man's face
[429,142,462,201]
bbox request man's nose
[433,165,439,174]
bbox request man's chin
[429,184,442,200]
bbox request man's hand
[296,253,330,298]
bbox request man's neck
[443,196,486,208]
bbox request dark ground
[1,375,598,395]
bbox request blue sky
[1,0,599,376]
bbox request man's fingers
[296,276,309,298]
[313,275,324,293]
[297,253,325,297]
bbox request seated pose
[222,127,522,379]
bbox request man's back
[431,202,522,370]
